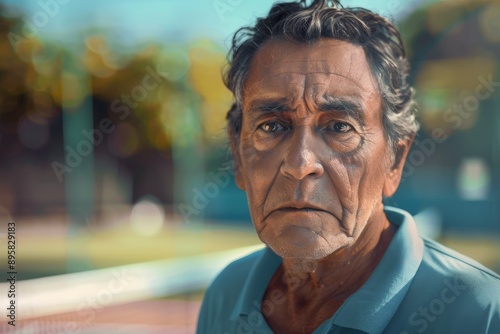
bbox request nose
[280,126,324,180]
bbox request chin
[260,226,349,260]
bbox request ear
[228,128,246,191]
[383,136,414,197]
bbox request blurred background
[0,0,498,332]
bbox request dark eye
[259,122,286,133]
[332,122,352,133]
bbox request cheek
[326,154,361,206]
[325,147,388,228]
[344,148,391,226]
[239,142,282,213]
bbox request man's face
[232,38,407,259]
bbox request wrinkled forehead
[242,38,380,103]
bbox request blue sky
[0,0,436,48]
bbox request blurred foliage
[0,4,233,159]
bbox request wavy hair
[225,0,419,163]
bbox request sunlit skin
[230,38,412,333]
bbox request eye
[331,122,353,133]
[259,121,287,133]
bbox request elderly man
[197,0,500,333]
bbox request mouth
[276,207,324,213]
[273,202,329,214]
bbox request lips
[269,202,331,217]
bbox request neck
[279,207,397,323]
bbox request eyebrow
[250,98,290,113]
[248,96,365,126]
[318,96,365,126]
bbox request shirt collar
[330,206,424,333]
[230,206,424,334]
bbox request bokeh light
[129,196,165,237]
[457,158,491,201]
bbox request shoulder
[406,238,500,332]
[424,238,500,306]
[422,237,500,287]
[388,238,500,333]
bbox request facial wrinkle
[259,150,285,231]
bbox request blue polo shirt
[197,207,500,333]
